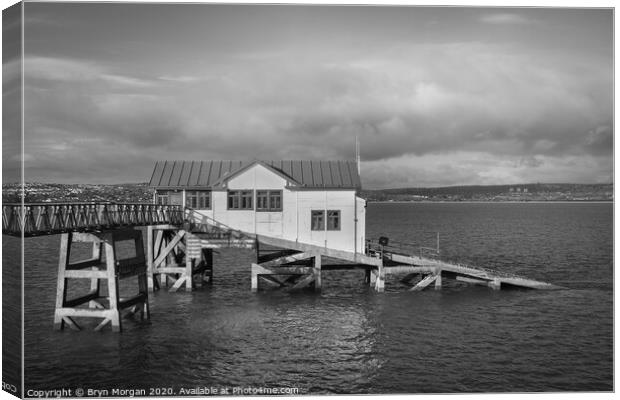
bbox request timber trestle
[146,226,218,292]
[145,219,256,293]
[252,244,323,292]
[54,229,150,332]
[250,235,563,292]
[252,235,385,292]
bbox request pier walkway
[3,202,561,291]
[2,202,184,237]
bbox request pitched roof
[148,160,361,190]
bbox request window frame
[186,190,211,209]
[256,190,283,212]
[156,191,170,205]
[327,210,341,231]
[228,190,254,210]
[311,210,325,231]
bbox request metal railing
[365,234,441,260]
[365,235,525,279]
[2,203,184,237]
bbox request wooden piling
[185,247,193,292]
[104,236,121,332]
[204,249,214,284]
[488,279,501,290]
[147,225,154,291]
[375,260,385,292]
[53,232,72,330]
[88,241,103,308]
[434,269,442,290]
[251,263,259,292]
[314,255,322,292]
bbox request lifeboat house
[148,160,366,254]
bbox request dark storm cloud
[17,4,613,187]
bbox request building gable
[225,162,290,190]
[211,160,299,189]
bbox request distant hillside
[361,183,613,202]
[2,182,153,203]
[2,182,613,203]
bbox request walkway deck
[381,251,562,290]
[2,203,184,237]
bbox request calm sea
[8,202,613,394]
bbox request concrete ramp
[383,251,564,290]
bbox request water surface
[18,202,613,393]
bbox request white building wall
[211,191,227,224]
[295,190,362,253]
[182,163,365,253]
[225,164,287,236]
[281,190,298,241]
[356,196,366,253]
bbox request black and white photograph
[1,0,614,397]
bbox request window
[256,191,268,210]
[311,210,324,231]
[257,190,282,211]
[200,192,211,209]
[156,190,183,205]
[241,191,253,209]
[270,191,282,210]
[186,191,197,208]
[228,190,254,210]
[327,210,341,230]
[311,210,341,231]
[186,191,211,209]
[156,191,169,205]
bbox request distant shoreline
[3,182,613,204]
[368,200,613,204]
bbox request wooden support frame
[53,229,150,333]
[147,227,222,293]
[147,226,192,292]
[189,248,214,288]
[409,274,439,291]
[251,250,322,293]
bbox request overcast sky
[7,3,613,188]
